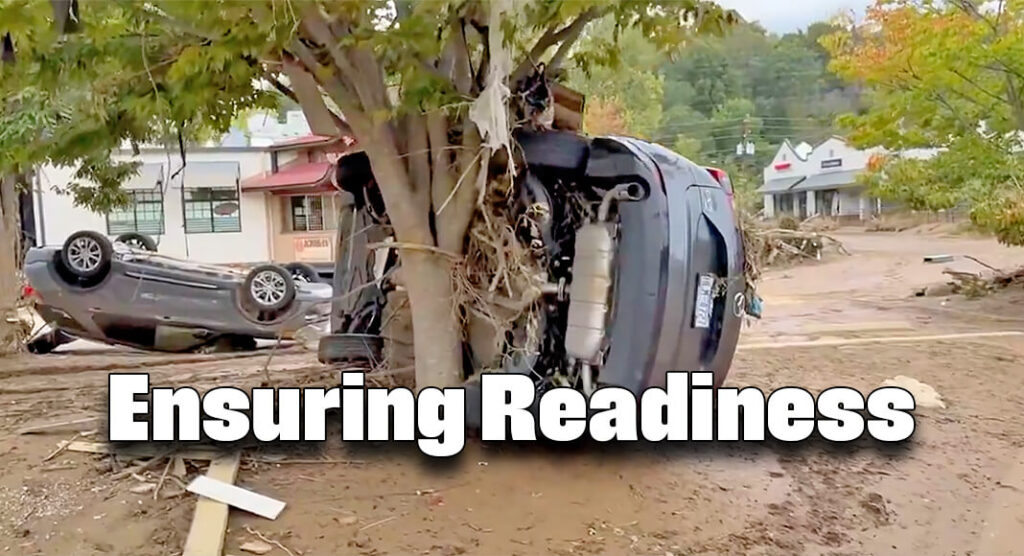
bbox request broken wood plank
[18,416,99,435]
[172,456,187,478]
[111,450,172,480]
[187,475,285,520]
[42,433,82,462]
[65,441,223,461]
[738,330,1024,351]
[182,452,242,556]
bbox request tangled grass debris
[741,212,850,284]
[942,266,1024,298]
[453,177,546,372]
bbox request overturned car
[325,131,746,398]
[23,231,332,353]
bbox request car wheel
[284,262,321,283]
[115,232,157,252]
[318,333,384,364]
[243,265,296,312]
[61,231,113,280]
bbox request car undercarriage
[325,131,746,398]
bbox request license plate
[694,274,715,329]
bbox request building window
[289,195,326,232]
[107,190,164,235]
[183,187,241,233]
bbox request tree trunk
[358,132,465,389]
[399,250,464,389]
[0,174,23,355]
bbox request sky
[716,0,872,34]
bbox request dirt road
[1,229,1023,555]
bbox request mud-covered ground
[1,229,1023,555]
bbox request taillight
[21,284,40,302]
[706,167,726,183]
[705,167,736,214]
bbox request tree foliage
[652,19,859,199]
[568,18,665,138]
[824,0,1024,244]
[0,0,736,383]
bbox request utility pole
[735,113,755,158]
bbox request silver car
[23,230,332,353]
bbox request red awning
[240,161,334,193]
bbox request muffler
[564,222,615,363]
[563,183,644,364]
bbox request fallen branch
[244,526,297,556]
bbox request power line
[650,131,833,145]
[656,123,834,134]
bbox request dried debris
[455,179,547,370]
[239,539,275,555]
[741,213,850,282]
[943,266,1024,298]
[881,376,945,409]
[243,526,297,556]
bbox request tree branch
[428,111,454,225]
[406,112,432,213]
[951,0,999,33]
[297,3,391,116]
[437,120,480,254]
[547,15,591,73]
[298,7,361,91]
[450,20,473,95]
[948,67,1009,105]
[264,70,352,135]
[511,7,603,83]
[287,38,368,134]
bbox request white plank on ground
[186,475,286,520]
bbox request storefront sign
[293,235,332,262]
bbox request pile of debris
[35,431,347,556]
[942,266,1024,297]
[741,213,850,282]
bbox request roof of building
[791,169,862,192]
[240,161,333,192]
[811,135,849,150]
[759,175,806,193]
[267,134,356,151]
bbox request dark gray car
[24,231,332,353]
[324,133,746,396]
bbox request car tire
[243,265,296,312]
[318,333,384,364]
[115,232,157,252]
[284,262,322,283]
[61,231,113,280]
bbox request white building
[760,136,888,220]
[760,137,943,220]
[28,111,358,265]
[35,148,274,264]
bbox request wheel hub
[251,270,287,306]
[67,237,102,272]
